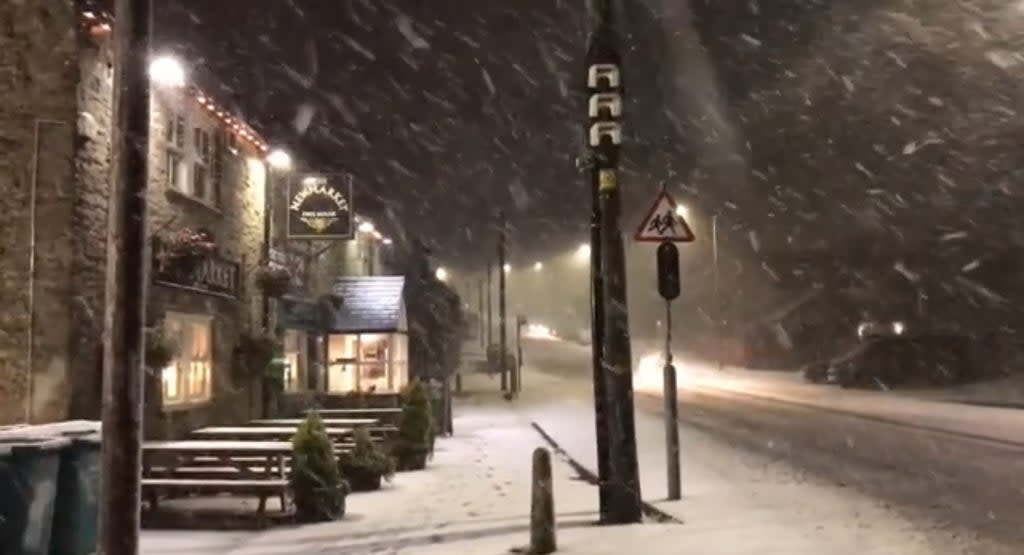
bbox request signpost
[635,188,693,501]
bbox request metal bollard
[530,447,557,554]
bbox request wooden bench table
[304,408,402,423]
[194,425,398,443]
[249,418,379,427]
[142,440,292,514]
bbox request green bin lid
[0,436,70,456]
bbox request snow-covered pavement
[144,363,990,555]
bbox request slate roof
[327,276,406,333]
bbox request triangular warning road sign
[634,190,695,243]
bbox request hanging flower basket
[254,263,293,298]
[165,227,216,259]
[144,325,178,371]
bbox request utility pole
[478,279,485,348]
[498,210,508,392]
[101,0,151,552]
[712,214,721,369]
[486,259,494,347]
[586,0,642,523]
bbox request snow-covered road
[522,337,1024,554]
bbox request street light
[149,55,185,88]
[382,237,393,245]
[675,204,689,219]
[436,267,449,282]
[533,261,543,272]
[503,263,511,274]
[358,221,375,234]
[267,148,293,171]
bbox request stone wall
[0,4,269,430]
[66,32,113,419]
[0,1,81,424]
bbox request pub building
[143,60,274,438]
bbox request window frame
[160,311,214,410]
[162,105,224,208]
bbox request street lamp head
[503,263,511,274]
[382,237,393,246]
[435,267,449,282]
[358,221,375,234]
[675,204,689,219]
[533,262,543,272]
[267,149,293,171]
[149,55,186,88]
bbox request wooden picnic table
[193,425,397,442]
[305,408,402,415]
[249,418,379,427]
[305,407,403,423]
[142,440,292,514]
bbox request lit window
[161,312,213,407]
[326,333,407,394]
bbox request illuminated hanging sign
[287,173,354,240]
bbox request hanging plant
[164,227,216,259]
[254,263,293,298]
[144,325,177,371]
[232,330,279,385]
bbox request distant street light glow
[675,204,689,219]
[575,243,591,262]
[533,262,543,271]
[358,221,375,234]
[503,263,511,274]
[149,55,186,88]
[435,267,449,282]
[382,237,393,245]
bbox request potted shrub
[143,324,176,371]
[290,412,349,522]
[338,428,395,492]
[254,263,293,298]
[394,380,433,471]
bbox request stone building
[0,2,274,436]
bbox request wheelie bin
[0,436,68,555]
[28,421,102,555]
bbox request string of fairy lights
[80,6,269,154]
[78,4,392,246]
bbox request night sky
[155,0,1024,341]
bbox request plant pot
[396,445,429,472]
[342,465,383,492]
[294,484,347,523]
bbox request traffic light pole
[101,0,152,552]
[586,0,642,524]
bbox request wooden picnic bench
[304,407,403,423]
[142,440,292,514]
[194,425,398,443]
[191,426,365,444]
[249,417,379,427]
